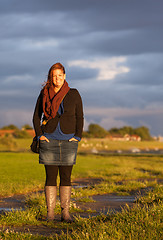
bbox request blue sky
[0,0,163,136]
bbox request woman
[33,63,84,222]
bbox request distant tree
[88,123,108,138]
[22,124,33,130]
[82,131,93,138]
[109,126,134,135]
[134,126,152,141]
[13,130,31,139]
[1,124,18,130]
[119,126,134,135]
[109,127,120,134]
[108,125,152,141]
[0,135,17,149]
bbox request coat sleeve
[32,91,44,137]
[74,90,84,139]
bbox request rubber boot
[59,186,73,223]
[45,186,57,221]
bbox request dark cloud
[85,29,163,55]
[67,66,98,81]
[119,54,163,86]
[0,0,162,17]
[119,113,163,136]
[0,0,96,13]
[0,0,163,135]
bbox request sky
[0,0,163,136]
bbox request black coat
[33,88,84,139]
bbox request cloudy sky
[0,0,163,136]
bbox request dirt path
[0,178,158,237]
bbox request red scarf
[42,80,70,120]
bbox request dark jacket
[33,88,84,139]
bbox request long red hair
[43,63,65,89]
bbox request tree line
[83,124,153,141]
[0,124,33,138]
[0,123,152,141]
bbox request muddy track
[0,178,161,237]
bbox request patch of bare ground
[0,177,162,237]
[0,225,67,237]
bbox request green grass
[74,154,163,180]
[0,152,162,197]
[80,138,163,151]
[62,200,162,240]
[58,191,163,240]
[1,137,163,152]
[0,140,163,239]
[0,186,162,239]
[0,152,45,196]
[0,137,32,152]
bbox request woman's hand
[39,136,50,142]
[69,137,78,142]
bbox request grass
[63,200,162,240]
[74,154,163,180]
[1,137,163,152]
[0,186,162,239]
[58,188,163,240]
[0,152,45,196]
[80,138,163,152]
[0,139,162,239]
[0,152,162,197]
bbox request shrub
[13,130,31,139]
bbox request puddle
[0,180,157,237]
[0,178,103,213]
[0,192,136,215]
[0,194,136,215]
[0,207,24,212]
[93,195,136,202]
[72,177,103,187]
[0,179,155,215]
[75,187,154,216]
[75,194,138,216]
[72,185,88,189]
[0,193,28,214]
[0,195,25,213]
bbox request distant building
[130,135,141,141]
[0,130,15,137]
[25,129,35,137]
[0,129,35,137]
[157,136,163,142]
[109,134,141,141]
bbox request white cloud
[4,74,34,83]
[68,57,130,80]
[21,39,59,50]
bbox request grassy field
[0,139,163,239]
[0,152,44,196]
[0,186,162,239]
[80,138,163,152]
[0,152,162,197]
[1,136,163,152]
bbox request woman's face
[52,69,65,88]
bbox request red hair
[43,63,65,89]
